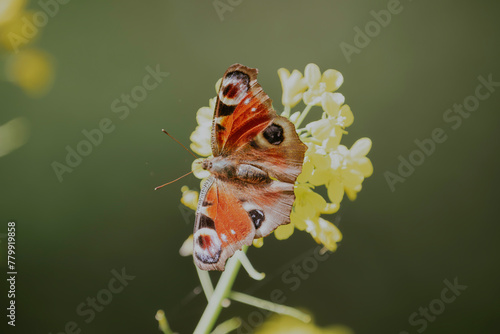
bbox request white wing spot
[251,107,256,112]
[244,98,251,104]
[221,234,227,242]
[230,229,236,235]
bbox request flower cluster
[181,64,372,252]
[0,0,54,96]
[0,0,54,159]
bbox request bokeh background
[1,0,499,333]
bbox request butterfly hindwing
[193,176,255,271]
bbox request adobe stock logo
[213,0,244,21]
[7,0,72,52]
[49,268,135,334]
[399,277,467,334]
[51,65,169,182]
[385,74,499,192]
[340,0,405,64]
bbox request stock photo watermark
[399,277,467,334]
[385,74,499,192]
[48,267,135,334]
[340,0,408,64]
[51,64,169,182]
[213,0,244,21]
[5,222,17,327]
[7,0,73,52]
[237,246,332,334]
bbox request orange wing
[212,64,275,156]
[193,177,255,271]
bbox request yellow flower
[190,97,215,157]
[278,68,308,108]
[181,186,199,211]
[181,64,373,253]
[303,64,343,106]
[0,0,26,26]
[254,314,353,334]
[0,9,38,51]
[6,48,54,97]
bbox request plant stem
[229,291,311,323]
[196,266,214,301]
[210,317,242,334]
[193,247,248,334]
[281,105,291,118]
[155,310,174,334]
[236,252,265,280]
[294,104,313,128]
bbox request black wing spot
[263,123,284,145]
[198,214,215,230]
[216,123,226,132]
[217,103,236,116]
[202,200,213,207]
[248,209,265,229]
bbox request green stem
[193,246,248,334]
[281,105,291,117]
[229,291,311,323]
[235,252,265,280]
[196,266,214,301]
[294,104,314,128]
[155,310,174,334]
[210,317,242,334]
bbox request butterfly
[193,64,307,271]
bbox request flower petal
[322,69,344,92]
[304,63,321,87]
[350,138,372,158]
[274,223,294,240]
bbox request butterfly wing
[193,176,255,271]
[212,64,275,157]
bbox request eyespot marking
[218,71,250,106]
[194,228,221,264]
[263,123,284,145]
[248,209,265,229]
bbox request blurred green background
[1,0,499,333]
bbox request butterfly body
[193,64,307,271]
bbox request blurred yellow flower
[6,48,54,96]
[254,314,353,334]
[0,0,26,26]
[180,64,372,253]
[0,117,30,158]
[0,10,38,51]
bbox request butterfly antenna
[162,129,198,159]
[154,170,194,190]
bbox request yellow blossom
[303,63,343,106]
[181,186,199,211]
[0,0,26,26]
[190,97,216,157]
[0,10,38,51]
[6,48,54,97]
[254,314,353,334]
[278,68,308,108]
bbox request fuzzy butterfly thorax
[194,64,307,271]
